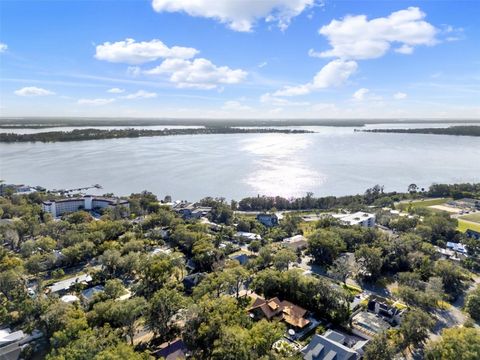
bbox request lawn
[395,198,451,210]
[457,219,480,233]
[409,198,451,208]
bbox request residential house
[301,330,367,360]
[446,242,468,255]
[81,285,105,303]
[367,296,405,325]
[466,229,480,240]
[0,328,42,360]
[229,253,249,265]
[350,311,391,340]
[248,296,310,331]
[0,184,37,196]
[256,213,279,227]
[183,273,205,294]
[235,232,262,242]
[153,338,187,359]
[47,274,93,295]
[60,294,80,303]
[174,203,211,220]
[282,235,308,251]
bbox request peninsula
[0,127,313,143]
[360,125,480,137]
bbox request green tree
[363,333,395,360]
[46,326,122,360]
[308,229,346,265]
[212,325,251,360]
[137,254,175,297]
[95,343,153,360]
[103,279,126,300]
[249,319,285,357]
[425,327,480,360]
[465,285,480,322]
[355,245,383,280]
[398,309,434,354]
[248,240,261,253]
[434,260,467,300]
[113,297,147,344]
[273,248,297,271]
[183,296,246,359]
[328,256,353,284]
[146,288,188,341]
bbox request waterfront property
[174,202,212,220]
[42,195,129,217]
[0,183,37,196]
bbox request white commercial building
[42,196,129,217]
[337,212,376,228]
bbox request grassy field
[459,212,480,223]
[395,198,451,210]
[458,219,480,233]
[410,198,451,208]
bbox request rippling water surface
[1,124,479,200]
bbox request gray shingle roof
[302,334,358,360]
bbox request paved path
[428,275,480,341]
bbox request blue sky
[0,0,479,119]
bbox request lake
[1,123,479,200]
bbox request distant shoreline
[360,125,480,137]
[1,117,480,129]
[0,127,313,143]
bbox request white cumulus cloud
[0,43,7,53]
[316,7,438,60]
[393,92,407,99]
[353,88,369,100]
[273,59,357,96]
[222,101,252,111]
[151,0,316,32]
[77,98,115,106]
[107,88,125,94]
[14,87,55,97]
[144,58,247,89]
[95,38,199,64]
[260,93,309,106]
[121,90,158,99]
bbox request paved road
[428,275,480,342]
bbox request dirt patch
[429,205,462,213]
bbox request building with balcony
[42,196,129,217]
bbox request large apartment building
[338,212,376,228]
[42,196,129,217]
